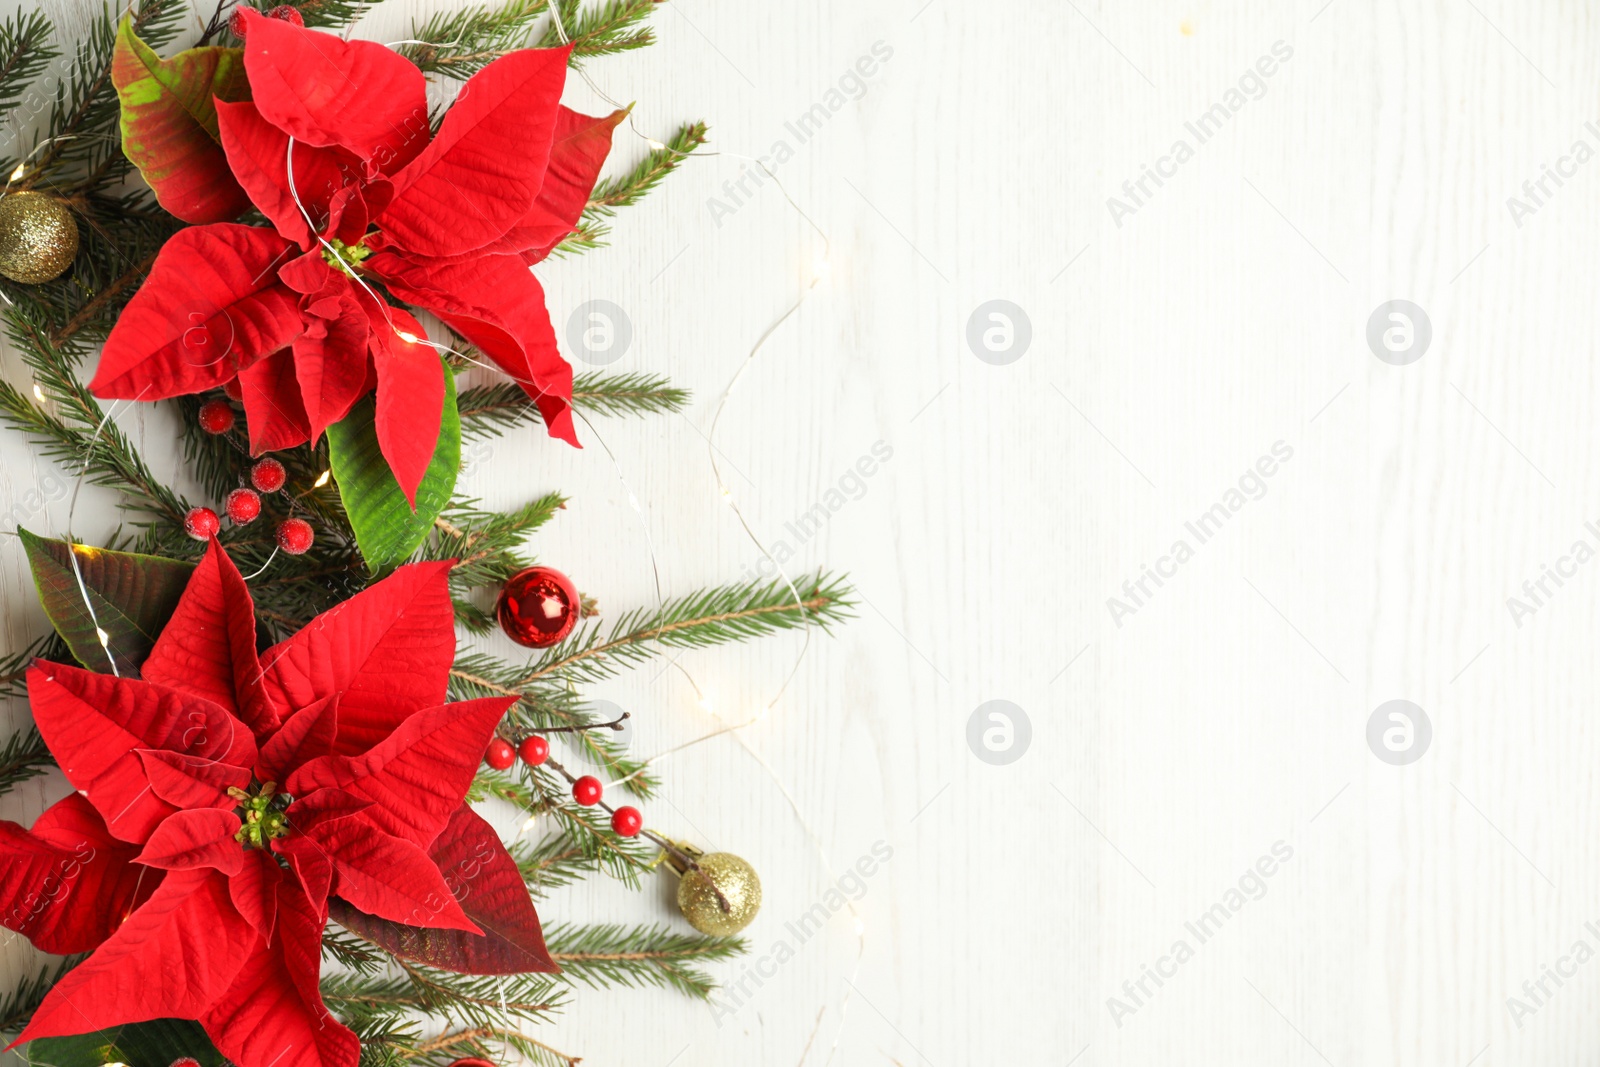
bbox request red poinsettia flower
[0,540,553,1067]
[90,11,624,502]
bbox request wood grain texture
[5,0,1600,1062]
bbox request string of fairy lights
[28,4,864,1062]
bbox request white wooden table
[6,0,1600,1062]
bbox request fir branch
[506,836,595,897]
[397,0,550,80]
[423,495,566,630]
[535,0,657,62]
[0,956,83,1034]
[546,922,743,999]
[323,926,389,976]
[0,727,52,799]
[0,311,188,523]
[0,631,66,701]
[0,10,56,116]
[458,373,689,441]
[516,571,855,687]
[321,964,562,1033]
[401,1025,579,1067]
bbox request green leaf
[26,1018,224,1067]
[19,529,194,677]
[328,359,460,572]
[112,15,251,223]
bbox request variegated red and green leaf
[112,16,252,223]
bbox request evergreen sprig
[547,922,744,999]
[458,372,690,441]
[0,728,51,800]
[535,0,657,63]
[517,571,855,687]
[0,10,57,116]
[0,956,82,1035]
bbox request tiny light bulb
[31,382,45,401]
[396,330,420,344]
[95,627,110,647]
[646,138,667,151]
[313,469,331,488]
[521,813,539,832]
[8,163,24,182]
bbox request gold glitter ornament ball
[676,852,762,936]
[0,192,79,284]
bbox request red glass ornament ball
[572,775,603,806]
[496,566,579,648]
[225,488,261,525]
[276,518,314,555]
[610,806,643,838]
[517,735,549,767]
[183,507,220,541]
[446,1060,495,1067]
[251,457,287,493]
[484,737,515,770]
[198,399,235,435]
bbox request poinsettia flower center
[228,781,293,849]
[321,236,371,277]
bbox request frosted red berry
[572,775,603,806]
[484,737,515,770]
[183,507,220,540]
[276,517,314,555]
[227,6,251,37]
[222,378,243,401]
[170,1059,201,1067]
[250,457,287,493]
[610,806,642,837]
[268,5,304,25]
[225,488,261,525]
[198,399,235,435]
[518,735,549,767]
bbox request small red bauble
[484,737,515,770]
[276,518,314,555]
[222,378,243,401]
[610,806,642,837]
[183,507,220,540]
[225,488,261,525]
[517,735,549,767]
[572,775,602,806]
[250,457,287,493]
[267,4,304,24]
[197,399,235,435]
[496,566,579,648]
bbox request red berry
[276,517,314,555]
[227,6,251,37]
[484,737,515,770]
[518,735,549,767]
[183,507,220,541]
[250,457,287,493]
[222,378,243,401]
[268,5,304,25]
[170,1059,201,1067]
[572,775,602,806]
[610,806,642,837]
[225,488,261,525]
[198,399,235,435]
